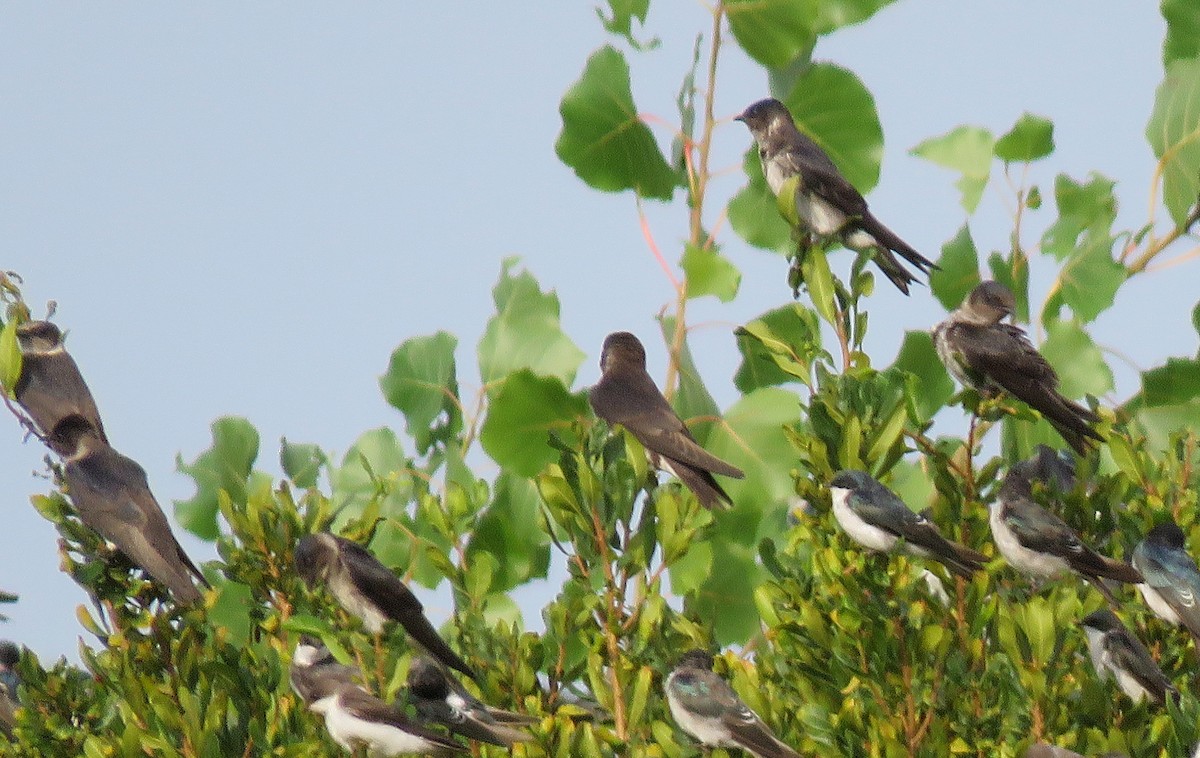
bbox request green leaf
[785,63,884,193]
[728,149,792,253]
[682,244,741,303]
[555,46,679,199]
[815,0,899,35]
[1194,300,1200,339]
[1142,358,1200,407]
[801,248,838,325]
[733,304,824,392]
[1163,0,1200,66]
[595,0,657,50]
[1042,235,1126,324]
[480,370,588,477]
[987,250,1031,322]
[466,472,551,593]
[891,331,955,423]
[1147,57,1200,226]
[478,258,586,388]
[911,126,994,213]
[725,0,817,69]
[175,417,261,541]
[658,318,721,445]
[279,438,326,489]
[379,331,461,455]
[1040,173,1117,261]
[993,113,1055,163]
[329,427,414,522]
[929,224,981,311]
[0,318,21,395]
[207,581,253,646]
[1041,320,1113,399]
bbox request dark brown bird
[47,416,208,603]
[14,321,106,442]
[588,332,744,509]
[933,281,1103,454]
[294,533,475,679]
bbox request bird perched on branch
[932,281,1103,454]
[14,320,106,441]
[736,97,936,295]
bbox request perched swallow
[588,332,744,509]
[308,681,466,756]
[736,97,936,295]
[665,650,801,758]
[1132,520,1200,646]
[0,641,17,738]
[1080,609,1176,705]
[289,636,362,705]
[932,281,1102,454]
[991,456,1140,603]
[294,533,474,679]
[14,321,106,441]
[47,416,207,604]
[406,656,535,747]
[828,470,987,578]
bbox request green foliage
[9,2,1200,757]
[0,317,21,397]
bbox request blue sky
[0,3,1187,662]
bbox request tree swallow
[14,321,106,442]
[828,470,987,578]
[1132,519,1200,646]
[289,636,362,705]
[1080,609,1176,705]
[406,655,535,747]
[932,281,1102,454]
[47,416,208,604]
[589,332,744,509]
[308,681,466,756]
[991,455,1141,604]
[735,97,936,295]
[293,532,474,679]
[665,649,801,758]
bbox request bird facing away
[307,680,467,756]
[828,470,988,579]
[1080,609,1176,705]
[47,416,208,604]
[932,281,1103,454]
[588,332,744,509]
[1132,519,1200,646]
[406,656,535,747]
[665,649,802,758]
[991,454,1141,604]
[14,321,107,442]
[735,97,937,295]
[289,636,363,705]
[293,533,475,679]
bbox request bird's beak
[733,112,746,123]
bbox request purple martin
[14,321,106,442]
[992,453,1140,604]
[406,656,535,747]
[588,332,744,509]
[1081,609,1176,705]
[1132,519,1200,646]
[665,650,801,758]
[829,470,987,578]
[293,533,474,679]
[932,281,1103,454]
[47,416,208,604]
[736,97,936,295]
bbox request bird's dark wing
[412,695,530,747]
[1106,631,1175,704]
[855,484,985,577]
[340,541,475,678]
[590,371,743,479]
[1000,498,1084,557]
[14,352,107,441]
[720,704,802,758]
[781,140,870,218]
[338,688,467,752]
[68,447,206,602]
[1141,549,1200,638]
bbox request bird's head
[1146,519,1187,549]
[294,533,338,586]
[599,331,646,373]
[735,98,793,137]
[46,415,102,459]
[1080,608,1122,633]
[16,320,64,353]
[963,281,1016,325]
[406,656,452,698]
[677,649,715,670]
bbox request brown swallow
[14,321,106,441]
[47,416,207,603]
[588,332,744,509]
